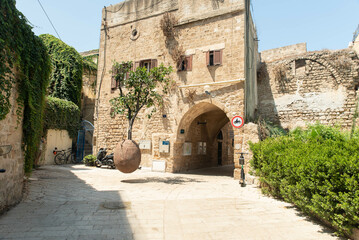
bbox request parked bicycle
[53,147,76,165]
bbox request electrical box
[139,140,151,150]
[159,141,170,153]
[152,160,166,172]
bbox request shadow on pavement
[177,165,235,177]
[0,165,137,240]
[121,176,203,184]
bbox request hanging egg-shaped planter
[114,140,141,173]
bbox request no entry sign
[231,116,244,128]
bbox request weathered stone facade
[95,0,258,178]
[80,50,98,125]
[0,83,24,213]
[257,48,359,129]
[353,34,359,56]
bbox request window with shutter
[178,55,193,72]
[207,50,223,66]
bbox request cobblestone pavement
[0,165,342,240]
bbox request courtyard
[0,165,341,240]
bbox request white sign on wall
[139,140,151,150]
[159,141,170,153]
[183,142,192,156]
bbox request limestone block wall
[257,49,359,129]
[80,50,98,125]
[42,130,73,165]
[260,43,307,63]
[94,0,251,175]
[0,85,24,213]
[353,35,359,56]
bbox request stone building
[80,50,98,156]
[0,79,24,213]
[94,0,258,178]
[80,49,98,125]
[353,30,359,55]
[258,43,359,130]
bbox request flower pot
[114,140,141,173]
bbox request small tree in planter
[110,61,173,173]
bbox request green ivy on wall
[40,34,83,107]
[0,0,51,173]
[44,97,80,139]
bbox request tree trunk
[128,118,134,140]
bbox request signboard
[183,142,192,156]
[139,140,151,150]
[159,141,170,153]
[231,116,244,128]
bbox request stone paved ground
[0,165,343,240]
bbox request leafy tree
[110,61,173,140]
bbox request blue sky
[16,0,359,53]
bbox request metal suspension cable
[37,0,62,40]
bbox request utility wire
[37,0,62,40]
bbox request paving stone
[0,165,343,240]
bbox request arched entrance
[173,103,234,174]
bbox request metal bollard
[239,153,248,187]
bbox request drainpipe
[244,0,250,122]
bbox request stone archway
[172,102,234,173]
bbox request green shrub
[44,97,80,139]
[83,154,96,166]
[250,123,359,236]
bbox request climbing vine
[0,0,51,172]
[44,97,80,139]
[40,34,83,107]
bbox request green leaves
[250,124,359,236]
[44,97,80,139]
[110,61,173,139]
[0,0,51,173]
[39,34,83,107]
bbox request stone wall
[353,35,359,56]
[257,49,359,129]
[80,50,98,124]
[95,0,257,177]
[260,43,307,63]
[0,83,24,213]
[42,130,73,165]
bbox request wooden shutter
[206,51,210,66]
[151,59,157,69]
[111,66,117,90]
[186,55,192,71]
[214,50,222,65]
[134,61,140,70]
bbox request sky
[16,0,359,53]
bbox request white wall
[42,130,72,165]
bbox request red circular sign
[231,116,244,128]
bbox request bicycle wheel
[54,154,65,165]
[68,153,76,164]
